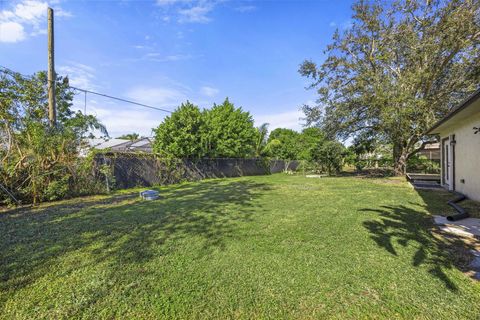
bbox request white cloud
[76,84,187,137]
[127,52,193,63]
[58,62,96,90]
[0,11,16,21]
[156,0,191,6]
[54,7,72,18]
[254,110,305,132]
[88,104,164,138]
[12,0,48,23]
[144,52,162,58]
[55,66,181,138]
[30,26,47,36]
[0,21,26,42]
[0,0,71,43]
[200,86,219,97]
[59,62,98,119]
[155,0,218,24]
[127,86,187,107]
[162,54,192,61]
[235,5,256,13]
[178,4,213,23]
[329,20,353,30]
[69,89,171,138]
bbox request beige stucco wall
[438,111,480,201]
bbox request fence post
[103,154,110,193]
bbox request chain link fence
[96,153,300,189]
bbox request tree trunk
[393,142,408,176]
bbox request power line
[0,66,172,114]
[69,86,172,113]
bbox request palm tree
[254,123,269,157]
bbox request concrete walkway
[433,215,480,280]
[407,173,442,190]
[433,215,480,238]
[470,250,480,280]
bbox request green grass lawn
[1,174,480,319]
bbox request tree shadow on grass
[361,203,477,292]
[0,179,270,305]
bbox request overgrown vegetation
[300,0,480,175]
[267,127,346,174]
[0,69,107,204]
[342,135,440,174]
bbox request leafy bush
[44,175,70,201]
[313,141,346,175]
[0,69,107,204]
[153,102,205,159]
[266,128,301,161]
[407,155,440,174]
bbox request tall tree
[297,127,326,161]
[153,102,205,158]
[153,99,257,159]
[299,0,480,175]
[203,98,257,158]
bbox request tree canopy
[297,127,326,161]
[299,0,480,175]
[153,102,205,158]
[203,98,257,158]
[267,128,301,161]
[153,99,257,159]
[266,127,345,174]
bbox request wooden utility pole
[47,7,56,127]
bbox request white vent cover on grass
[140,190,159,200]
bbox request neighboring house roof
[427,88,480,135]
[128,137,153,153]
[89,138,131,150]
[86,137,153,153]
[129,137,151,148]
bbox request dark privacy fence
[98,154,299,189]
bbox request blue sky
[0,0,354,138]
